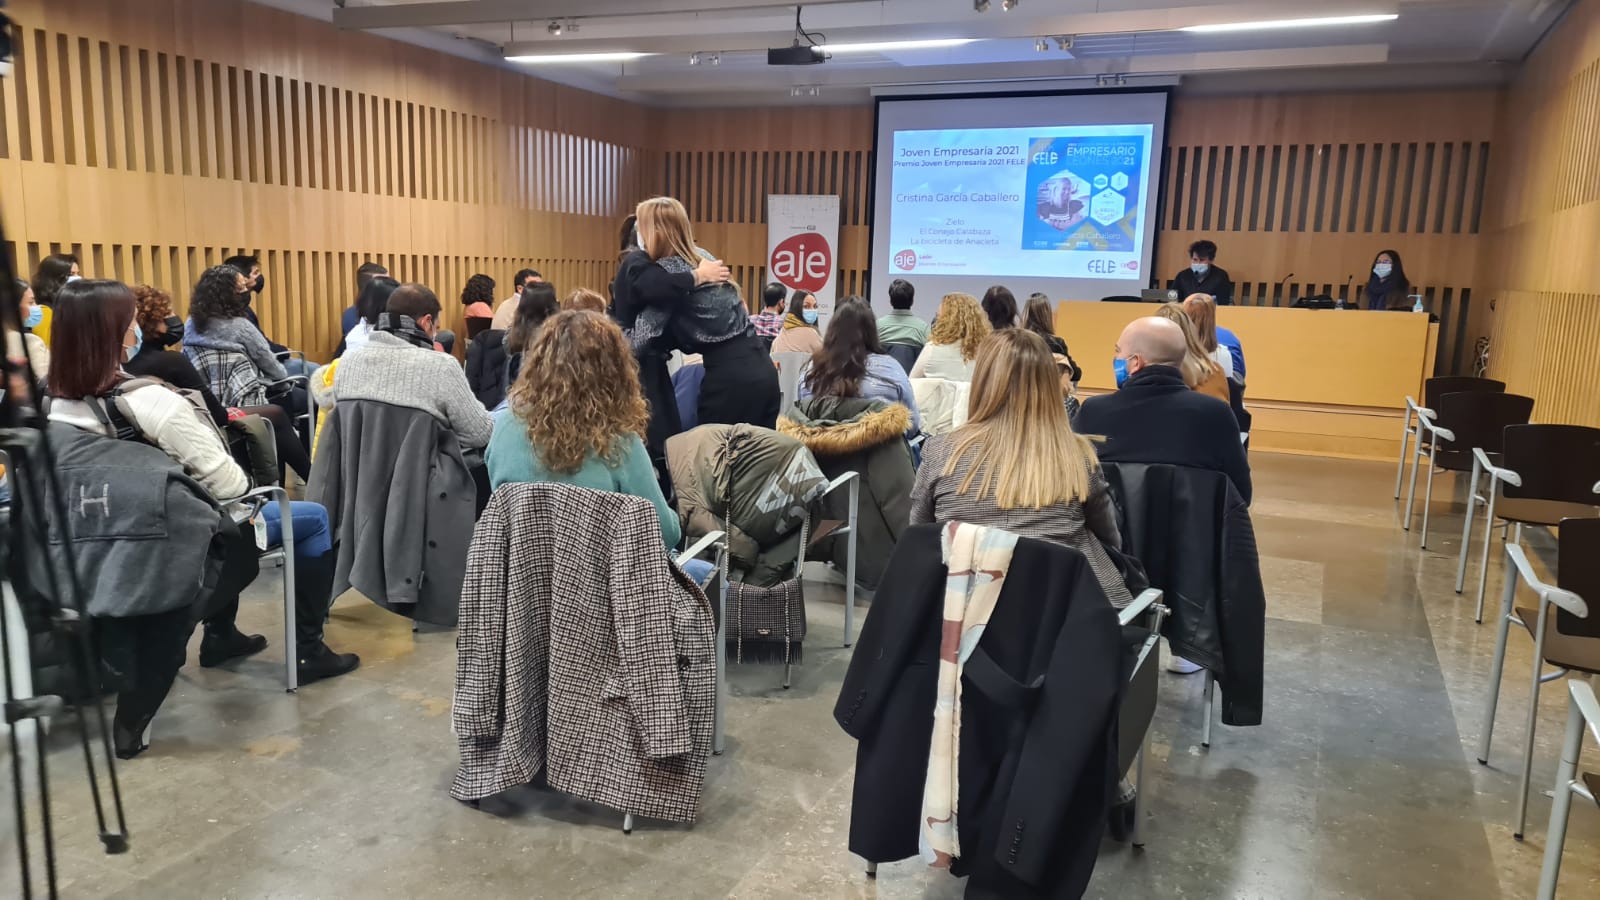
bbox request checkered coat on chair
[450,482,716,823]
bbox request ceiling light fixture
[1002,0,1018,10]
[506,51,652,64]
[820,38,978,53]
[1035,39,1048,52]
[974,0,990,11]
[1179,13,1398,33]
[709,53,721,66]
[547,20,562,36]
[690,52,701,65]
[1055,35,1074,50]
[790,85,822,97]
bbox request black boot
[297,642,360,685]
[112,716,150,760]
[199,626,268,668]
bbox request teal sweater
[485,409,681,549]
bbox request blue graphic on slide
[1022,135,1146,253]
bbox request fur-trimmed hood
[778,397,912,458]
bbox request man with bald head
[1074,315,1252,505]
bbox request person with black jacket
[1171,239,1234,305]
[1073,315,1250,506]
[1364,248,1412,310]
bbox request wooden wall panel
[1476,0,1600,427]
[0,0,660,361]
[655,92,1495,374]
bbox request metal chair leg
[1536,684,1589,899]
[1131,730,1150,849]
[1394,405,1414,499]
[1474,491,1501,623]
[1478,563,1519,763]
[274,490,299,693]
[1515,611,1551,840]
[1404,430,1425,531]
[622,813,634,834]
[1456,457,1481,594]
[1201,670,1214,749]
[865,861,878,879]
[843,477,859,647]
[1420,441,1439,548]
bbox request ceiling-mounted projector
[768,44,827,65]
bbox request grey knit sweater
[184,315,288,381]
[331,331,494,449]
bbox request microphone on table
[1277,272,1295,305]
[1339,274,1354,309]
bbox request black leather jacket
[1101,461,1265,726]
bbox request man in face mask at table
[1073,315,1251,506]
[1171,239,1233,305]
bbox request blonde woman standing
[910,292,991,382]
[1153,302,1229,404]
[909,328,1132,607]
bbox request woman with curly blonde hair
[911,292,991,382]
[486,310,685,550]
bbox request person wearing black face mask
[223,253,309,376]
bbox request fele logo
[1086,259,1119,274]
[770,233,833,292]
[893,249,918,271]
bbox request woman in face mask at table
[770,289,824,355]
[1364,249,1413,311]
[1172,239,1233,305]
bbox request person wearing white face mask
[1364,249,1413,311]
[1171,239,1233,305]
[9,279,51,382]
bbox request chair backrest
[1423,375,1503,413]
[1557,517,1600,640]
[1501,424,1600,505]
[185,345,268,408]
[884,342,922,374]
[771,351,811,414]
[1434,391,1535,470]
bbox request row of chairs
[1395,376,1600,897]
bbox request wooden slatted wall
[657,91,1498,373]
[0,0,658,361]
[1477,0,1600,427]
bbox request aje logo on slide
[893,249,918,271]
[771,233,833,292]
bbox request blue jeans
[260,500,332,559]
[682,558,715,586]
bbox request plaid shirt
[184,346,268,408]
[750,310,784,339]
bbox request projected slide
[887,125,1154,281]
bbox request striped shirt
[909,434,1134,607]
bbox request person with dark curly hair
[461,273,496,319]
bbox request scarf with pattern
[375,312,434,350]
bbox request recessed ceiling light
[506,51,652,64]
[690,52,701,65]
[1180,13,1398,33]
[1035,39,1049,52]
[821,39,978,53]
[1002,0,1018,10]
[974,0,991,11]
[547,20,562,36]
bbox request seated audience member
[341,275,401,358]
[1022,292,1069,356]
[771,289,824,355]
[12,279,50,382]
[46,280,358,756]
[491,268,542,331]
[911,328,1133,608]
[503,282,561,392]
[128,284,313,480]
[29,253,80,346]
[1180,294,1236,381]
[486,310,711,583]
[981,285,1019,332]
[223,254,285,353]
[461,273,497,339]
[1184,292,1245,380]
[1154,302,1230,404]
[338,261,389,353]
[1172,239,1234,305]
[183,266,310,439]
[1074,316,1251,505]
[877,278,930,348]
[563,287,608,313]
[750,282,787,344]
[799,297,921,435]
[911,292,991,382]
[329,283,493,449]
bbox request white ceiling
[262,0,1572,105]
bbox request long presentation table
[1054,303,1439,461]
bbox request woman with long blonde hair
[487,310,684,549]
[1180,293,1235,381]
[909,329,1133,607]
[910,292,991,382]
[1154,302,1229,403]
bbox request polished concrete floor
[5,452,1600,898]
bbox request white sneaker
[1166,655,1204,675]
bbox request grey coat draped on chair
[450,483,716,823]
[306,399,475,627]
